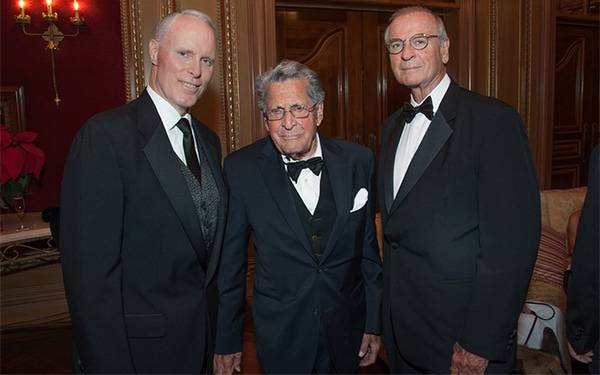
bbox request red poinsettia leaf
[0,126,11,148]
[19,143,45,159]
[1,147,25,180]
[12,131,39,143]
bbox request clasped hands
[213,333,381,374]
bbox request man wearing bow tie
[214,60,382,374]
[378,6,541,374]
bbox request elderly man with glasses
[213,60,382,374]
[378,6,541,374]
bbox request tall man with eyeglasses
[378,6,540,374]
[213,60,382,374]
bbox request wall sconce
[15,0,86,106]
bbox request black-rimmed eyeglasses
[386,34,439,55]
[264,102,320,121]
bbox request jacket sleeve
[60,118,135,372]
[214,158,249,354]
[361,151,383,334]
[566,146,599,354]
[458,108,541,361]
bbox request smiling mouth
[181,81,201,90]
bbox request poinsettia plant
[0,125,45,209]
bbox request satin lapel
[319,138,351,264]
[139,94,208,265]
[259,139,314,257]
[383,116,406,214]
[389,92,457,215]
[191,120,227,285]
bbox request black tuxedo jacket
[567,145,599,374]
[378,81,541,372]
[60,90,227,373]
[215,136,382,373]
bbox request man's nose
[401,43,415,61]
[189,59,202,78]
[280,110,296,129]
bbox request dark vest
[290,166,336,261]
[179,141,220,268]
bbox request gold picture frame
[0,86,26,132]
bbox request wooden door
[552,21,599,188]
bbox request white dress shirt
[283,134,323,215]
[147,86,198,165]
[393,74,451,198]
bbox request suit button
[313,308,320,316]
[311,234,320,241]
[391,242,399,250]
[316,267,322,273]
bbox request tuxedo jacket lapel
[388,82,459,216]
[138,92,208,266]
[389,114,453,214]
[383,117,406,213]
[320,137,351,263]
[259,139,314,259]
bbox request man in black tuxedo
[566,146,599,374]
[213,60,382,374]
[60,10,226,373]
[378,7,541,374]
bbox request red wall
[1,0,126,212]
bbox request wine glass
[13,194,30,231]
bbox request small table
[1,212,57,273]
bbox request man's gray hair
[256,60,325,113]
[155,9,217,41]
[383,6,448,44]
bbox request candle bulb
[74,0,80,17]
[18,0,25,17]
[15,0,30,23]
[46,0,53,15]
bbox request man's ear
[441,38,450,65]
[316,102,324,127]
[149,39,159,65]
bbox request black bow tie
[401,96,434,122]
[285,157,324,182]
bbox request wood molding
[526,0,556,188]
[120,0,176,103]
[221,0,242,152]
[276,0,460,11]
[248,0,277,140]
[120,0,145,102]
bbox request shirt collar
[147,85,192,131]
[410,73,451,114]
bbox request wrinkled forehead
[389,11,438,38]
[266,79,311,105]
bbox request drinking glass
[13,194,30,231]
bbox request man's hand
[213,352,242,375]
[450,343,488,375]
[358,333,381,367]
[568,342,594,364]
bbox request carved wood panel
[551,22,599,187]
[275,4,461,158]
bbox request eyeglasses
[264,102,319,121]
[386,34,439,55]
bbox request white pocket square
[350,188,368,213]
